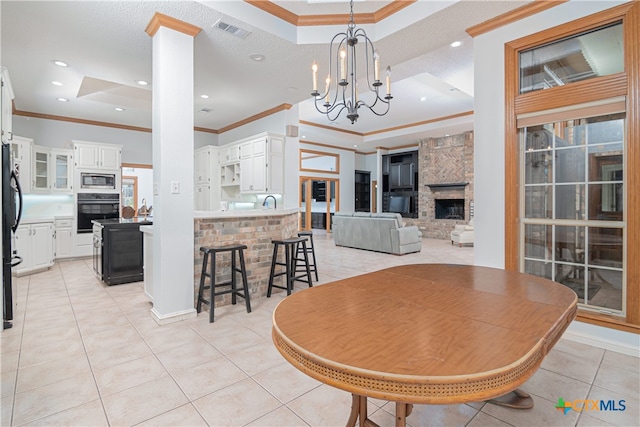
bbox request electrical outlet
[171,181,180,194]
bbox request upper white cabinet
[51,149,73,192]
[220,145,240,165]
[31,145,51,192]
[239,133,284,194]
[74,141,122,170]
[9,135,32,193]
[30,146,73,194]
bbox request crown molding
[466,0,567,38]
[145,12,202,37]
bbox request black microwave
[80,172,116,189]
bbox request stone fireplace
[403,131,474,239]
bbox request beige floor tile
[205,326,268,355]
[21,399,108,427]
[19,324,82,351]
[1,350,19,373]
[225,339,285,376]
[602,349,640,374]
[12,373,100,426]
[85,336,153,371]
[139,322,207,354]
[93,354,167,397]
[286,384,354,426]
[81,324,142,353]
[170,356,248,401]
[521,367,591,404]
[15,353,91,394]
[192,377,280,426]
[1,369,17,398]
[246,405,309,426]
[252,362,321,404]
[465,411,513,427]
[399,403,479,427]
[593,358,640,398]
[102,374,188,426]
[155,339,223,373]
[575,412,617,426]
[1,395,13,426]
[541,345,602,384]
[1,333,22,354]
[135,403,208,427]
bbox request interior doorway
[299,177,340,232]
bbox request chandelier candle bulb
[340,49,347,81]
[325,75,331,103]
[312,61,318,92]
[374,51,380,81]
[386,66,391,96]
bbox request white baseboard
[562,320,639,358]
[151,307,197,325]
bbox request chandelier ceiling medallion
[311,0,392,124]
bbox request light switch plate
[171,181,180,194]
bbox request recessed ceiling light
[53,60,68,67]
[200,94,209,99]
[52,81,63,86]
[249,54,265,62]
[450,41,462,48]
[301,135,306,139]
[57,97,69,102]
[445,134,450,137]
[419,96,426,102]
[115,107,125,112]
[354,144,358,148]
[136,80,149,86]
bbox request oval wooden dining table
[272,264,578,427]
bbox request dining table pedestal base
[486,388,534,409]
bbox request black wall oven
[77,193,119,233]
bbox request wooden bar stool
[267,237,313,297]
[297,231,318,281]
[196,244,251,323]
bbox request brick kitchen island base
[194,209,299,311]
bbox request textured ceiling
[1,1,530,148]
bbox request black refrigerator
[2,143,23,329]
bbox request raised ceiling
[1,1,531,149]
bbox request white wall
[473,0,626,269]
[13,115,214,165]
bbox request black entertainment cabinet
[381,151,418,218]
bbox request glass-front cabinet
[520,113,625,314]
[51,149,73,193]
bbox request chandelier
[311,0,392,124]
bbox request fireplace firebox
[435,199,464,220]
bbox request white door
[14,226,31,274]
[30,223,52,270]
[99,146,120,169]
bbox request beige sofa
[332,212,422,255]
[451,218,474,247]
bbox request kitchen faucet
[262,195,277,210]
[140,198,148,219]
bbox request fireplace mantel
[426,182,468,190]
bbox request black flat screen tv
[388,196,410,214]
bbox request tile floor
[1,234,638,426]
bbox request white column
[146,14,200,324]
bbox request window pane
[587,115,624,144]
[556,147,585,183]
[588,227,623,268]
[555,225,585,263]
[524,224,551,260]
[519,22,623,94]
[524,260,552,281]
[555,184,585,220]
[525,186,552,218]
[587,267,623,310]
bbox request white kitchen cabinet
[239,133,284,194]
[54,218,73,259]
[220,144,240,164]
[15,221,54,276]
[195,183,211,210]
[51,149,73,193]
[194,146,220,210]
[73,141,122,170]
[9,135,32,193]
[31,145,51,192]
